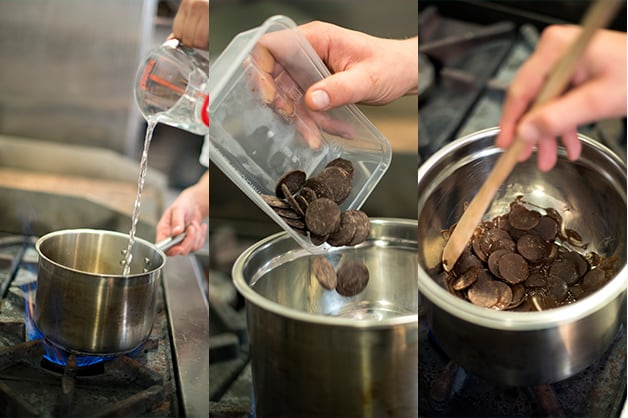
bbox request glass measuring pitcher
[134,39,209,135]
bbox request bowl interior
[418,128,627,310]
[234,219,418,323]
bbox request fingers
[517,79,619,144]
[304,68,374,111]
[172,0,209,50]
[166,222,208,256]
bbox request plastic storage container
[208,15,392,250]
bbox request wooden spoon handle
[441,0,621,272]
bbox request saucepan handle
[155,233,187,252]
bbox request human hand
[168,0,209,50]
[496,25,627,172]
[245,21,418,148]
[156,172,209,256]
[298,21,418,111]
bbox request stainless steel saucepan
[418,127,627,386]
[34,228,184,356]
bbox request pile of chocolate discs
[441,198,615,311]
[261,158,370,247]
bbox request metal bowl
[418,127,627,386]
[232,218,418,418]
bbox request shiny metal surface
[34,229,172,355]
[162,253,210,418]
[232,219,418,418]
[418,127,627,386]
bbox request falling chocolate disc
[498,252,529,284]
[509,204,541,231]
[275,170,306,198]
[517,234,549,263]
[311,255,337,290]
[305,198,341,236]
[336,260,369,297]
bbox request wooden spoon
[441,0,622,272]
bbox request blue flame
[21,276,110,368]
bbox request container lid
[208,15,392,250]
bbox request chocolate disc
[532,215,560,241]
[336,260,370,297]
[347,210,370,246]
[509,204,541,231]
[261,194,290,209]
[310,233,329,246]
[275,169,306,198]
[581,268,606,293]
[325,157,354,179]
[517,234,549,263]
[563,252,588,277]
[311,255,337,290]
[549,258,580,285]
[487,249,510,278]
[315,166,352,204]
[295,194,309,213]
[454,248,483,276]
[546,275,568,302]
[509,284,526,309]
[282,183,305,218]
[524,272,547,288]
[303,177,333,201]
[498,252,529,284]
[282,217,306,230]
[327,211,357,247]
[452,266,481,291]
[304,198,341,236]
[300,186,318,203]
[467,272,501,308]
[492,281,514,311]
[273,207,302,220]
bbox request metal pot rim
[418,127,628,331]
[232,218,419,329]
[36,228,167,278]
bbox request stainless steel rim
[36,228,167,278]
[232,218,419,329]
[418,127,628,330]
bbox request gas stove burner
[40,355,105,377]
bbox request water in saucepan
[122,118,158,275]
